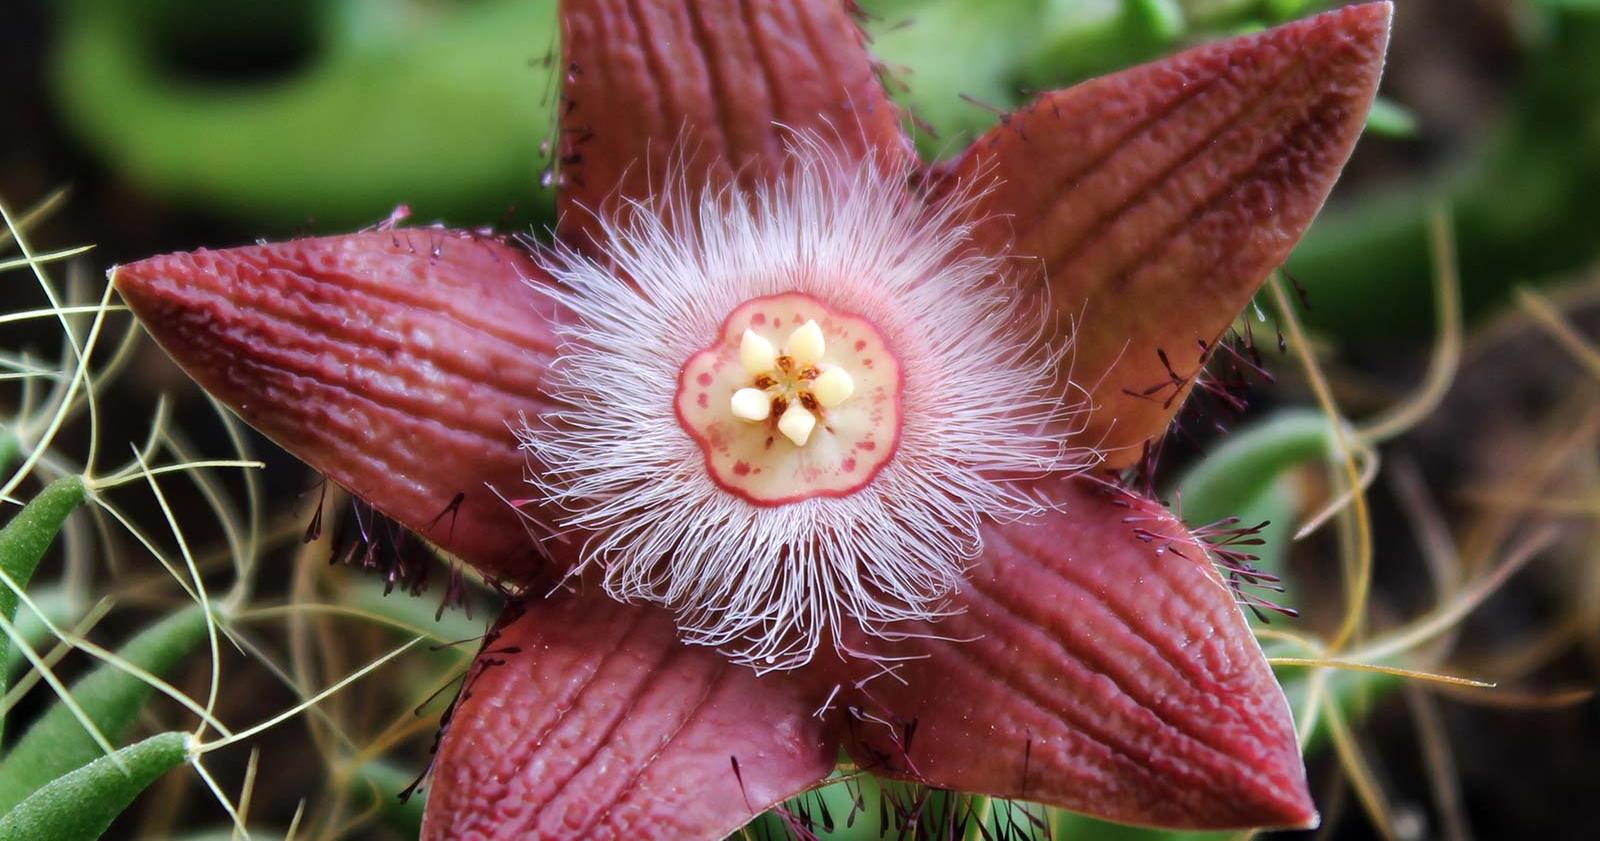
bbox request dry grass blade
[1270,272,1373,652]
[1268,658,1492,688]
[1459,490,1600,516]
[234,747,261,841]
[1354,526,1560,663]
[190,753,249,838]
[196,636,424,755]
[1359,207,1464,443]
[1433,683,1596,710]
[1390,457,1465,601]
[1404,684,1473,841]
[0,188,69,254]
[1321,692,1396,841]
[1515,286,1600,380]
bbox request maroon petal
[112,230,556,581]
[937,3,1390,467]
[557,0,910,249]
[836,477,1313,830]
[423,593,837,840]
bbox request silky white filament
[520,137,1096,672]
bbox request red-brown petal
[112,230,557,582]
[423,593,837,840]
[557,0,910,248]
[835,477,1314,830]
[938,3,1391,467]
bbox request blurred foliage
[51,0,1600,338]
[52,1,1346,230]
[1291,1,1600,335]
[52,0,559,229]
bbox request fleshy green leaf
[352,760,425,838]
[1173,410,1335,525]
[1051,812,1227,841]
[0,607,208,812]
[0,477,86,634]
[1364,95,1420,137]
[0,476,87,743]
[1172,409,1340,619]
[4,588,88,682]
[0,731,189,841]
[53,0,558,228]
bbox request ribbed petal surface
[557,0,910,248]
[837,477,1314,830]
[112,230,557,581]
[938,3,1390,466]
[422,593,837,840]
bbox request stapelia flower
[111,2,1391,838]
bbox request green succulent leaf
[1364,95,1420,137]
[0,607,208,812]
[3,588,89,683]
[0,477,86,636]
[350,760,426,837]
[0,731,190,841]
[0,476,88,743]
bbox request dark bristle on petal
[933,2,1392,468]
[421,593,837,840]
[833,476,1319,831]
[111,229,565,582]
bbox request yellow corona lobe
[675,292,904,508]
[740,329,777,376]
[786,320,825,367]
[778,405,817,447]
[727,317,858,448]
[811,367,854,408]
[730,387,771,421]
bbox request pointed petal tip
[1328,0,1395,55]
[836,478,1320,831]
[423,595,836,840]
[943,0,1394,467]
[1293,805,1322,832]
[113,232,563,582]
[1235,773,1319,832]
[110,252,187,317]
[111,253,197,336]
[1357,0,1396,26]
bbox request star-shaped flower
[110,2,1391,838]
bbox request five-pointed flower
[110,2,1391,838]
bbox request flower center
[675,292,902,505]
[730,318,854,447]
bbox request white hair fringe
[519,135,1097,672]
